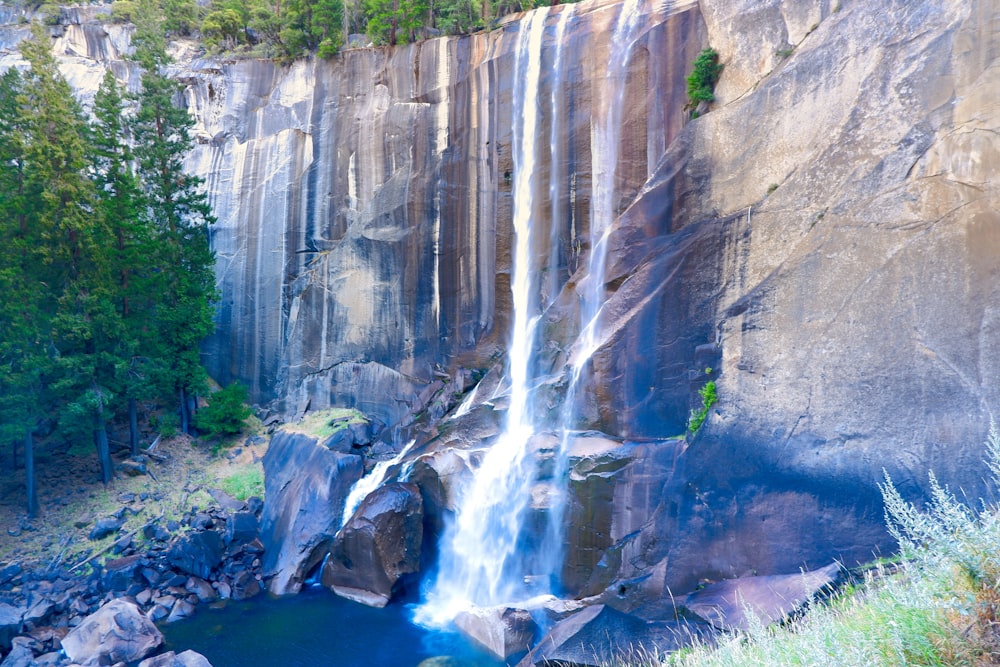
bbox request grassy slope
[0,431,266,573]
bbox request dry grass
[0,430,267,572]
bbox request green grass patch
[284,407,368,439]
[219,465,264,501]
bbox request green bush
[686,47,723,107]
[687,380,717,434]
[194,383,253,438]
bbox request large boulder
[260,430,364,594]
[517,604,709,667]
[682,563,843,631]
[322,482,423,607]
[61,599,163,666]
[139,650,214,667]
[167,531,225,580]
[454,606,537,661]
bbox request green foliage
[0,18,218,497]
[194,384,254,438]
[363,0,427,46]
[219,465,265,500]
[202,8,244,48]
[686,47,723,107]
[687,380,717,434]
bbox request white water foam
[340,439,416,529]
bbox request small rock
[147,605,170,623]
[88,517,124,541]
[214,581,231,600]
[166,599,196,623]
[0,637,35,667]
[185,577,218,603]
[0,563,22,585]
[0,602,24,651]
[230,571,261,601]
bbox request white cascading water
[417,0,647,626]
[339,440,416,529]
[539,0,645,580]
[416,6,551,627]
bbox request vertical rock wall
[182,0,704,426]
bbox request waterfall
[416,0,645,627]
[417,6,551,627]
[536,0,646,596]
[339,440,416,530]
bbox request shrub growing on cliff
[687,380,717,434]
[686,47,723,107]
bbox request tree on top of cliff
[363,0,427,45]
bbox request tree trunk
[25,429,38,518]
[129,396,139,457]
[94,418,113,484]
[188,393,199,436]
[179,387,189,436]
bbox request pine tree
[0,67,44,516]
[92,70,153,456]
[132,67,217,436]
[364,0,427,45]
[20,24,119,484]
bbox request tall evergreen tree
[92,70,153,456]
[0,67,44,516]
[132,67,217,436]
[20,24,119,484]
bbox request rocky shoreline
[0,495,264,666]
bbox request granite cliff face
[180,0,703,430]
[13,0,1000,609]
